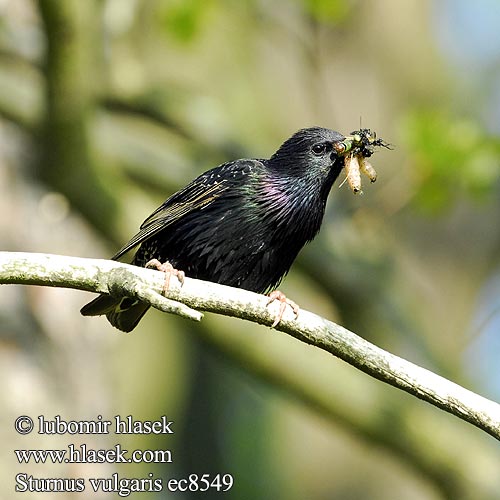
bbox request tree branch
[1,251,499,440]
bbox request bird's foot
[266,290,299,328]
[145,259,185,294]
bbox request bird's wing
[111,159,262,261]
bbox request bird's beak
[333,139,352,156]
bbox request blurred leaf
[403,109,500,212]
[300,0,352,24]
[160,0,213,43]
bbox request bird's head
[268,127,390,195]
[268,127,346,180]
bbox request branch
[1,251,499,440]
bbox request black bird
[81,127,359,332]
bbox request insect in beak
[334,129,391,194]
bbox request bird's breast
[257,180,326,239]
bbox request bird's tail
[80,295,149,333]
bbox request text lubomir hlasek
[37,415,174,435]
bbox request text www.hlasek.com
[15,444,171,464]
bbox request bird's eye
[312,143,326,155]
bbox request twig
[1,251,499,440]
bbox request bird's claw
[145,259,185,294]
[266,290,299,328]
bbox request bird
[81,127,369,332]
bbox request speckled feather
[81,127,346,331]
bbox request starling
[81,127,386,332]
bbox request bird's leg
[266,290,299,328]
[145,259,185,294]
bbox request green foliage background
[1,1,499,499]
